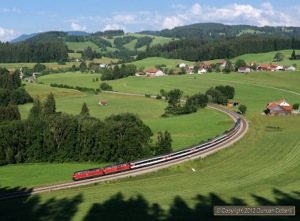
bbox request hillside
[138,22,300,39]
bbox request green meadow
[1,54,300,220]
[0,163,106,188]
[66,41,101,53]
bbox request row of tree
[137,36,300,62]
[162,85,235,116]
[0,94,172,165]
[100,63,139,80]
[0,41,68,63]
[139,23,300,39]
[0,68,33,106]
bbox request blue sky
[1,0,300,42]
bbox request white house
[198,68,207,74]
[238,67,251,73]
[135,72,145,76]
[187,69,194,74]
[99,64,107,68]
[146,68,165,77]
[283,66,296,71]
[179,63,186,68]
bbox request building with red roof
[266,99,292,115]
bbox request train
[72,118,241,181]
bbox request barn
[266,99,292,115]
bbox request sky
[1,0,300,42]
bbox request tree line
[0,68,33,108]
[139,22,300,39]
[137,36,300,62]
[0,94,172,165]
[162,85,235,116]
[0,41,68,63]
[100,63,138,80]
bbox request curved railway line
[0,104,248,200]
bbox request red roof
[146,68,159,73]
[267,99,291,111]
[99,100,108,104]
[267,102,277,109]
[282,106,292,111]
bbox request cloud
[69,2,300,33]
[0,7,21,13]
[161,2,300,28]
[113,14,135,23]
[0,26,20,42]
[71,23,86,31]
[162,16,185,29]
[103,24,126,31]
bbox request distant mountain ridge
[9,22,300,44]
[10,31,90,43]
[10,33,38,43]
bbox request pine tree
[154,131,173,155]
[80,102,90,117]
[43,92,56,116]
[29,96,42,118]
[6,102,21,121]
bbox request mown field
[1,54,300,220]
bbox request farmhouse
[99,100,108,106]
[266,99,292,115]
[179,63,186,68]
[238,67,251,73]
[200,62,212,69]
[198,68,207,74]
[146,68,165,77]
[99,64,107,68]
[172,70,181,75]
[282,66,296,71]
[257,64,270,71]
[257,64,295,71]
[135,71,145,76]
[217,60,226,67]
[187,69,194,74]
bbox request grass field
[123,33,175,51]
[66,41,101,53]
[1,54,300,220]
[0,163,106,188]
[18,82,232,152]
[127,57,194,70]
[231,49,300,67]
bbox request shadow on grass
[0,186,83,221]
[83,188,299,221]
[0,187,298,221]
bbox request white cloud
[103,24,126,31]
[0,7,21,13]
[113,14,135,23]
[190,3,202,15]
[162,2,300,28]
[0,26,20,42]
[162,16,185,29]
[71,23,86,31]
[70,2,300,33]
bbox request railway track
[0,104,248,200]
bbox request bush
[292,103,299,110]
[100,82,113,91]
[156,94,162,99]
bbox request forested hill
[138,22,300,39]
[137,36,300,62]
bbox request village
[134,60,296,77]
